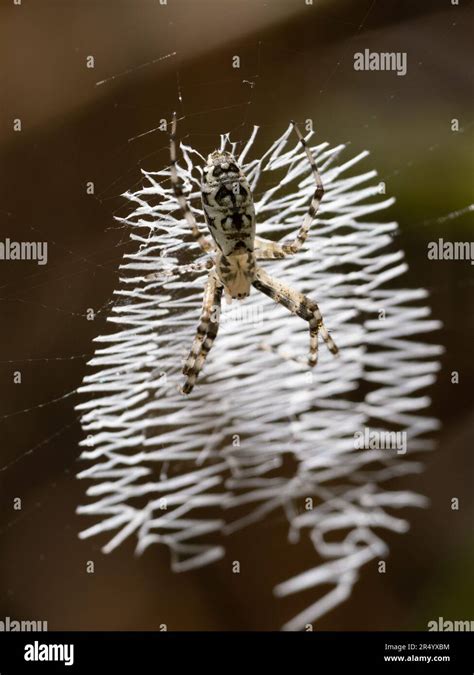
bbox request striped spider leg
[181,271,223,395]
[252,267,338,367]
[254,120,324,260]
[169,112,215,255]
[145,259,214,281]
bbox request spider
[151,113,339,394]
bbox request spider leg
[284,120,325,254]
[255,121,325,259]
[252,266,338,366]
[254,236,287,260]
[181,271,223,394]
[169,112,214,255]
[145,259,214,281]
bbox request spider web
[75,122,442,630]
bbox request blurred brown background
[0,0,473,630]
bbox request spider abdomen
[201,151,256,257]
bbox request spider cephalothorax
[158,112,339,394]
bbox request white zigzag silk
[76,124,442,631]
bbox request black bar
[0,631,471,673]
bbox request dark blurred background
[0,0,473,630]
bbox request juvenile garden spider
[153,113,339,394]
